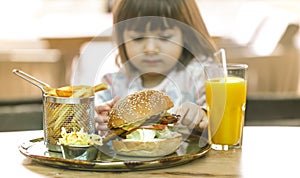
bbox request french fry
[47,88,58,96]
[53,83,107,98]
[71,86,93,98]
[93,83,108,93]
[56,86,74,97]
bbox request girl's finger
[96,123,109,131]
[198,117,208,129]
[107,96,121,107]
[95,116,109,124]
[95,96,120,114]
[95,105,111,113]
[186,111,199,129]
[179,108,192,126]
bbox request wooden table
[1,126,300,177]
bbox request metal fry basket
[12,69,96,152]
[43,95,95,152]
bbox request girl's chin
[144,72,163,76]
[140,72,168,78]
[138,67,170,75]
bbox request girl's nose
[143,38,159,54]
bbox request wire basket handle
[12,69,51,94]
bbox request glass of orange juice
[205,63,248,150]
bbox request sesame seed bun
[108,89,174,130]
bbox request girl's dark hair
[112,0,217,67]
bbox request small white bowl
[60,145,98,161]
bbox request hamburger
[107,89,182,157]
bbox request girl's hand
[95,96,120,136]
[175,102,208,131]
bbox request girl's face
[123,24,183,75]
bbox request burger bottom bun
[112,136,182,157]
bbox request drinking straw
[214,48,228,81]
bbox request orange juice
[206,77,247,145]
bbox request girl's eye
[132,36,144,41]
[129,33,145,41]
[129,34,172,41]
[160,34,172,40]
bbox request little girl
[95,0,218,135]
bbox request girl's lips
[142,60,162,65]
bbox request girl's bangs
[125,17,176,32]
[118,0,182,32]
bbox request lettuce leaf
[126,127,181,141]
[126,129,156,141]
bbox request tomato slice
[138,125,167,130]
[150,125,167,130]
[126,125,167,135]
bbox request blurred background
[1,0,300,131]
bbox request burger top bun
[108,89,174,129]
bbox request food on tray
[44,83,107,148]
[107,89,182,157]
[58,127,103,146]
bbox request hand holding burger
[95,96,120,136]
[175,102,208,132]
